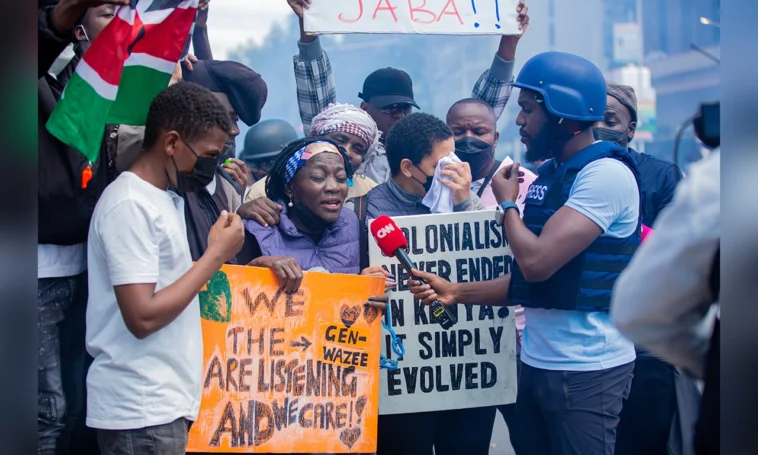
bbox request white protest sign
[304,0,523,35]
[369,211,517,415]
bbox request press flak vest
[507,141,643,312]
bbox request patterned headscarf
[284,142,345,184]
[308,103,381,157]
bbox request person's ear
[493,131,500,150]
[284,182,294,200]
[360,101,368,112]
[74,25,86,42]
[628,121,637,143]
[400,158,415,179]
[164,131,180,157]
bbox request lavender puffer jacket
[244,205,360,275]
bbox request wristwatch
[495,201,520,225]
[500,201,520,215]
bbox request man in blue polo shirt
[408,52,642,455]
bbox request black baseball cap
[182,60,268,127]
[358,68,419,109]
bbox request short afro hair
[385,113,453,176]
[143,82,233,150]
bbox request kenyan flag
[46,0,198,162]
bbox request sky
[205,2,292,58]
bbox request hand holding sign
[287,0,313,19]
[249,256,304,293]
[516,1,529,33]
[498,1,530,61]
[361,266,396,292]
[360,267,393,314]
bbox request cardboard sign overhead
[304,0,524,35]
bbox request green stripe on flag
[46,72,113,162]
[107,64,172,125]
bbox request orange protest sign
[186,265,385,453]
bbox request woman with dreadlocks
[239,136,393,295]
[244,103,381,205]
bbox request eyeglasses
[377,103,414,116]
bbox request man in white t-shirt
[409,52,641,455]
[86,82,244,455]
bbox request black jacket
[38,6,116,245]
[629,148,683,227]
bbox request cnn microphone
[370,215,457,330]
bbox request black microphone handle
[393,248,425,284]
[392,247,457,330]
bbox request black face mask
[290,200,334,232]
[174,139,218,192]
[593,127,628,147]
[412,163,434,193]
[455,136,495,179]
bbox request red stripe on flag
[80,12,135,87]
[131,7,197,62]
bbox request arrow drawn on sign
[289,336,312,352]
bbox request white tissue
[421,152,462,214]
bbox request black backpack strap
[354,196,370,270]
[477,160,502,198]
[353,194,365,219]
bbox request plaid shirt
[293,38,515,184]
[293,38,515,131]
[471,65,514,121]
[294,42,337,133]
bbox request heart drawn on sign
[339,427,362,449]
[363,305,379,324]
[340,304,360,328]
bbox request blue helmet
[512,52,607,122]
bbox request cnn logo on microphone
[375,224,396,239]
